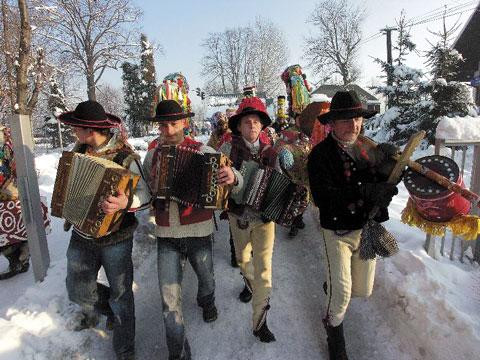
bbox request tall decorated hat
[157,72,192,118]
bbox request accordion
[153,145,231,209]
[231,160,308,226]
[51,152,140,238]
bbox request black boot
[0,246,29,280]
[198,293,218,323]
[288,226,299,238]
[73,311,99,331]
[325,322,348,360]
[253,304,276,343]
[253,320,276,343]
[238,277,252,303]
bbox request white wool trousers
[321,228,376,327]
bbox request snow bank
[436,115,480,140]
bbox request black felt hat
[317,90,377,124]
[59,101,122,128]
[149,100,195,122]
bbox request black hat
[149,100,195,122]
[59,100,121,128]
[228,97,272,135]
[317,90,377,124]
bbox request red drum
[0,199,50,247]
[404,155,471,222]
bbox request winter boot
[288,226,299,238]
[73,311,99,331]
[198,293,218,323]
[229,230,238,268]
[0,245,30,280]
[325,321,348,360]
[239,277,252,303]
[253,304,276,343]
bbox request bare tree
[35,0,142,101]
[304,0,365,86]
[200,18,288,97]
[96,83,124,117]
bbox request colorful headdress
[0,126,16,197]
[158,72,192,117]
[281,65,312,117]
[243,85,257,98]
[276,95,288,121]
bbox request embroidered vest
[151,137,213,226]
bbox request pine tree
[367,12,429,145]
[121,62,144,137]
[424,16,474,143]
[121,34,157,137]
[46,75,73,148]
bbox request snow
[436,115,480,140]
[0,136,479,359]
[310,93,331,103]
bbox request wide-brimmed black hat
[59,100,122,128]
[149,100,195,122]
[228,97,272,135]
[317,90,377,124]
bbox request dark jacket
[307,134,389,230]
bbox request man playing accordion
[142,100,240,360]
[219,96,277,343]
[58,101,151,360]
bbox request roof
[311,84,379,104]
[453,2,480,82]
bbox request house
[311,84,382,113]
[453,1,480,105]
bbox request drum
[404,155,471,222]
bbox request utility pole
[380,27,397,107]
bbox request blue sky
[102,0,475,103]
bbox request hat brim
[147,112,195,122]
[317,108,377,124]
[228,109,272,135]
[59,111,122,128]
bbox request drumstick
[359,135,480,207]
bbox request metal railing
[424,138,480,263]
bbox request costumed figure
[219,96,277,343]
[207,111,230,150]
[307,91,401,359]
[272,95,289,134]
[142,100,239,360]
[274,65,313,237]
[58,101,151,360]
[0,126,50,280]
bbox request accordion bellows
[231,160,308,226]
[51,152,140,238]
[153,145,231,209]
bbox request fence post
[9,114,50,282]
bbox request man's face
[158,119,187,145]
[331,117,363,143]
[238,114,262,143]
[72,126,94,145]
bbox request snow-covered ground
[0,134,479,360]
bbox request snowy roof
[435,115,480,140]
[311,84,379,104]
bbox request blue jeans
[157,235,215,360]
[66,233,135,358]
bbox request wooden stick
[359,134,480,207]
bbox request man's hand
[217,166,235,185]
[101,188,129,214]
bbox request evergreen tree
[121,62,144,137]
[424,16,474,142]
[367,13,429,145]
[121,34,157,137]
[46,75,74,148]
